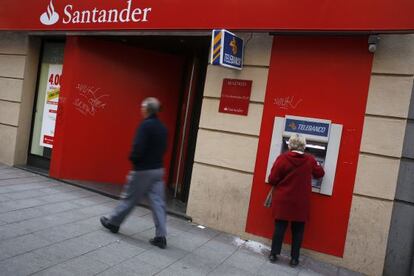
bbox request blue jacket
[129,115,167,171]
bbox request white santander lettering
[119,0,132,22]
[107,9,119,23]
[81,10,91,23]
[131,8,142,22]
[63,5,73,24]
[62,0,152,25]
[142,8,151,22]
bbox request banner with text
[40,64,62,148]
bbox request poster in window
[40,64,62,148]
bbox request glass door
[28,42,65,170]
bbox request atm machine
[266,115,343,196]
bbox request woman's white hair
[288,134,306,152]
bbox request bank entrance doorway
[28,35,210,213]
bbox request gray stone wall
[384,81,414,276]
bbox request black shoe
[268,254,278,263]
[100,216,119,233]
[289,259,299,267]
[149,236,167,249]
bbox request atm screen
[281,137,327,189]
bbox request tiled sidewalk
[0,164,362,276]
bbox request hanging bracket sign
[211,29,244,70]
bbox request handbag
[264,186,273,208]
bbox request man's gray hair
[141,97,161,115]
[288,134,306,152]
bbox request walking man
[100,97,168,249]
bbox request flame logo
[230,38,238,55]
[40,0,59,26]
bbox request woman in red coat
[267,134,324,266]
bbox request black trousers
[270,219,305,261]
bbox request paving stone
[0,185,13,194]
[4,182,57,192]
[303,257,339,276]
[71,195,112,207]
[135,246,188,267]
[36,201,81,215]
[0,233,52,261]
[4,188,53,200]
[208,263,254,276]
[131,206,152,217]
[0,168,18,175]
[0,222,33,241]
[298,268,323,275]
[33,254,110,276]
[76,203,113,217]
[3,185,78,200]
[84,239,146,266]
[120,215,157,236]
[0,169,30,177]
[167,230,212,252]
[257,262,299,276]
[39,191,90,203]
[202,238,240,253]
[0,198,46,213]
[33,220,101,243]
[0,176,51,185]
[167,217,194,232]
[338,267,364,276]
[212,232,240,245]
[98,257,161,276]
[270,255,304,275]
[0,194,12,202]
[0,172,39,180]
[192,243,237,263]
[187,224,220,239]
[158,266,207,276]
[0,252,55,276]
[133,227,157,242]
[223,249,267,274]
[78,216,106,227]
[76,230,121,248]
[0,201,80,224]
[160,263,208,275]
[0,165,363,276]
[33,237,103,264]
[120,235,153,251]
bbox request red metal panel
[50,37,184,184]
[245,36,373,256]
[1,0,414,31]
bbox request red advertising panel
[1,0,414,31]
[246,36,373,256]
[219,79,252,116]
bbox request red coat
[268,151,325,222]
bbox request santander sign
[40,0,152,26]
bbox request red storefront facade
[1,1,414,275]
